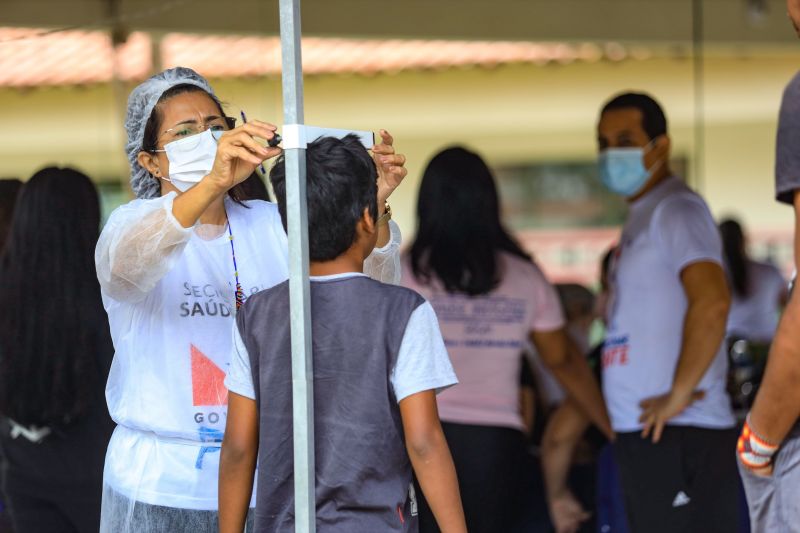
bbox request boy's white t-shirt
[225,273,459,404]
[602,177,735,433]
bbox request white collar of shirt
[309,272,368,281]
[629,175,682,214]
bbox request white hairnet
[125,67,217,199]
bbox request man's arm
[639,261,730,443]
[748,191,800,449]
[541,399,591,533]
[399,391,467,533]
[219,392,259,533]
[532,329,614,440]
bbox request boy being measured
[219,135,467,533]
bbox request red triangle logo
[191,344,229,406]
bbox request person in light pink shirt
[402,146,612,533]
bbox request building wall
[1,50,797,278]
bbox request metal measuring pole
[278,0,316,531]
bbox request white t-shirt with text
[603,177,735,432]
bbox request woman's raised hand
[206,120,282,194]
[372,129,407,205]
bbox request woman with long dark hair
[0,167,114,532]
[402,147,612,532]
[719,218,787,343]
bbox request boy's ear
[360,206,376,235]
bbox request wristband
[737,416,779,470]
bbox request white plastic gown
[95,193,402,533]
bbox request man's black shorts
[613,426,739,533]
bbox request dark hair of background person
[239,172,270,202]
[0,167,112,427]
[600,246,616,291]
[140,83,248,205]
[0,178,23,253]
[556,283,596,322]
[270,135,378,262]
[410,146,531,296]
[600,92,668,141]
[719,218,750,298]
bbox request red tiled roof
[0,28,151,87]
[0,27,646,87]
[161,35,624,76]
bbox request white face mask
[162,129,222,192]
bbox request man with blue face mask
[597,93,737,533]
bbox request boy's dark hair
[601,92,668,140]
[270,135,378,262]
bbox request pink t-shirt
[402,252,565,430]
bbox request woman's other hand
[372,129,407,205]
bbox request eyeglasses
[149,116,237,153]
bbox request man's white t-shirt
[602,176,735,433]
[226,273,459,404]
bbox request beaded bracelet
[737,416,780,470]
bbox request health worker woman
[95,67,407,532]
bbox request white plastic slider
[280,125,375,150]
[282,124,308,150]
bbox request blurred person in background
[597,92,736,533]
[402,146,613,533]
[95,66,407,533]
[738,3,800,526]
[539,252,629,533]
[0,167,114,533]
[528,284,597,413]
[516,285,598,533]
[0,179,22,252]
[0,177,22,531]
[540,284,600,533]
[719,218,786,423]
[720,218,787,344]
[591,248,630,533]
